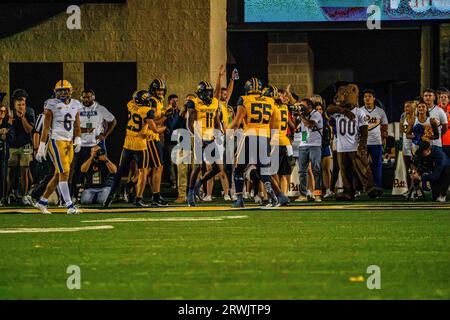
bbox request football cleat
[67,206,82,215]
[103,195,114,208]
[35,202,51,214]
[232,199,244,208]
[278,194,290,206]
[153,197,168,207]
[294,196,308,202]
[134,199,149,208]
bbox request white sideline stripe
[81,215,248,223]
[0,225,114,234]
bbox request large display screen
[244,0,450,23]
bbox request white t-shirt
[332,107,368,152]
[79,102,115,146]
[45,98,82,141]
[361,106,388,145]
[428,105,448,147]
[298,109,323,147]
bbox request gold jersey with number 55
[237,94,276,137]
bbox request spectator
[71,89,116,200]
[0,104,15,205]
[411,140,450,202]
[164,94,179,190]
[422,88,448,150]
[295,98,323,202]
[80,145,117,204]
[24,98,55,204]
[314,102,333,198]
[7,91,35,204]
[361,89,388,190]
[399,100,416,186]
[438,90,450,158]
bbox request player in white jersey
[423,88,448,148]
[330,101,378,200]
[34,80,82,214]
[360,90,388,189]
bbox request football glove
[35,142,46,162]
[74,136,82,153]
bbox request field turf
[0,203,448,299]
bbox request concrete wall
[0,0,227,100]
[267,33,314,98]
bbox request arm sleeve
[440,108,448,124]
[99,105,115,122]
[381,110,388,125]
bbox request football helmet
[149,79,167,100]
[196,81,214,105]
[54,80,73,102]
[262,85,279,99]
[133,90,150,107]
[244,77,263,95]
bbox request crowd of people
[0,66,449,213]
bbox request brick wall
[267,34,314,98]
[0,0,226,101]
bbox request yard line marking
[81,215,248,223]
[0,225,114,234]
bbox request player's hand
[74,136,82,153]
[36,142,46,162]
[219,64,226,77]
[90,145,100,157]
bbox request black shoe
[153,197,168,207]
[134,199,149,207]
[103,196,114,208]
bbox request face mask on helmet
[55,89,70,102]
[199,89,213,104]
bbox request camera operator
[79,145,117,205]
[293,98,323,202]
[0,104,15,205]
[411,141,450,202]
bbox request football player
[35,80,82,214]
[229,77,280,207]
[263,85,292,205]
[103,90,164,207]
[147,79,170,206]
[186,80,223,206]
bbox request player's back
[272,103,290,146]
[46,98,81,142]
[239,94,275,137]
[124,100,152,151]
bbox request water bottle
[232,68,239,81]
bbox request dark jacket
[414,147,450,183]
[0,116,15,160]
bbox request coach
[296,98,323,202]
[71,89,116,200]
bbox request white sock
[58,181,73,208]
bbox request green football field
[0,203,449,300]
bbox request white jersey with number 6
[45,98,82,142]
[332,107,368,153]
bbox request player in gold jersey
[104,90,164,207]
[229,77,280,207]
[186,80,224,207]
[146,79,170,206]
[263,86,294,205]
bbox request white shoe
[22,195,34,206]
[436,196,447,203]
[306,190,313,199]
[203,195,213,202]
[243,191,249,200]
[314,196,322,202]
[35,202,51,214]
[231,193,237,201]
[295,196,308,202]
[254,194,263,205]
[355,191,361,198]
[67,206,82,214]
[224,194,231,201]
[323,189,334,199]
